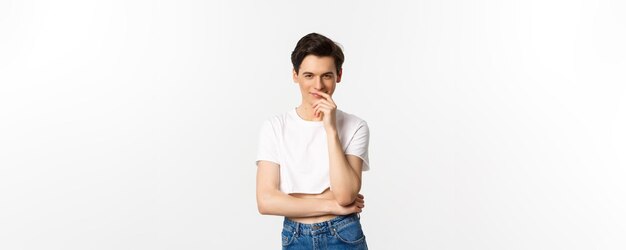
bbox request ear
[292,68,299,83]
[336,68,342,83]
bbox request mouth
[311,93,323,98]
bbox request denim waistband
[282,213,360,236]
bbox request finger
[313,104,320,116]
[315,102,333,110]
[312,102,330,110]
[313,107,326,118]
[315,104,332,113]
[312,99,336,109]
[311,90,333,101]
[312,100,335,110]
[314,94,336,107]
[313,106,324,116]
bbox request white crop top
[255,107,370,194]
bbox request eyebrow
[302,71,334,75]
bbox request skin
[256,55,366,223]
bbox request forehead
[299,55,336,74]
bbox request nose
[315,76,325,90]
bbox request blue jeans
[281,213,368,250]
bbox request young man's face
[292,55,342,105]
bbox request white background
[1,0,625,249]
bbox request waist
[286,214,339,224]
[283,213,361,235]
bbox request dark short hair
[291,33,344,75]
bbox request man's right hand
[332,194,365,215]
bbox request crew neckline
[291,106,325,126]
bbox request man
[256,32,370,249]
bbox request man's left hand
[311,89,337,132]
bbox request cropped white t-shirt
[255,107,370,194]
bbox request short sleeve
[345,121,370,171]
[255,119,280,166]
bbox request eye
[304,75,313,78]
[323,75,332,79]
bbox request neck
[296,104,323,121]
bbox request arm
[256,160,335,217]
[326,129,363,206]
[309,90,367,207]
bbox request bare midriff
[287,187,338,224]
